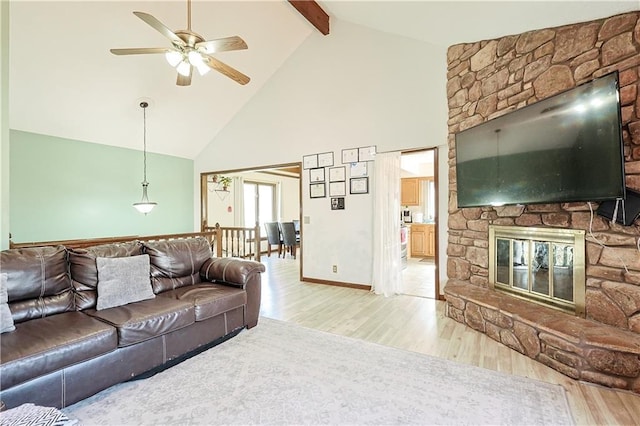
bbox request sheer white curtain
[371,151,402,296]
[233,176,245,227]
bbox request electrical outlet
[332,265,337,273]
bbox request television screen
[455,71,625,208]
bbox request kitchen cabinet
[401,178,421,206]
[410,224,435,257]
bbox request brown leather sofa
[0,237,265,409]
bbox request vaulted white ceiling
[8,1,638,159]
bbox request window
[243,182,276,228]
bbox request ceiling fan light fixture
[187,51,210,76]
[165,50,182,67]
[187,50,203,65]
[176,60,191,77]
[111,0,250,86]
[195,62,211,76]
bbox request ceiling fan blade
[195,36,248,53]
[110,47,171,55]
[176,67,193,86]
[201,54,250,85]
[133,11,186,47]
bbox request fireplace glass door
[490,226,585,316]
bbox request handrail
[9,231,217,250]
[9,225,262,262]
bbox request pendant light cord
[141,101,148,184]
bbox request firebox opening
[488,225,585,316]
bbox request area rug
[63,318,574,425]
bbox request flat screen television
[455,71,625,208]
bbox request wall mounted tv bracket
[597,188,640,226]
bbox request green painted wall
[10,130,194,243]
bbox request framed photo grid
[310,182,326,198]
[303,154,318,169]
[329,181,346,197]
[318,152,334,167]
[342,148,358,164]
[350,162,367,177]
[350,177,369,194]
[309,167,325,183]
[329,166,346,182]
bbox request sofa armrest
[200,258,265,328]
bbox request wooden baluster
[232,229,236,257]
[243,229,248,258]
[215,223,222,258]
[254,223,261,261]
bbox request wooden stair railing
[10,226,262,262]
[9,231,218,250]
[203,223,261,262]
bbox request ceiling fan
[110,0,250,86]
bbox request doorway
[200,163,302,276]
[399,148,439,299]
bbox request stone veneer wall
[446,11,640,334]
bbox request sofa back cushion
[1,273,15,333]
[96,254,155,310]
[143,238,212,294]
[69,241,142,310]
[0,245,74,323]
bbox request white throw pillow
[96,255,155,311]
[1,272,15,333]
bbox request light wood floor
[258,255,640,425]
[401,257,436,298]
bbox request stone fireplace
[444,11,640,393]
[489,225,585,316]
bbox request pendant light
[133,101,157,214]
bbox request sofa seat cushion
[158,283,246,322]
[85,297,195,347]
[0,311,117,389]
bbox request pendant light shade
[133,101,157,214]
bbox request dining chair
[264,222,282,257]
[279,222,298,259]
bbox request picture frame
[331,197,345,210]
[310,182,326,198]
[309,167,325,183]
[358,146,377,161]
[350,177,369,194]
[318,152,334,168]
[350,162,368,177]
[329,181,346,197]
[329,166,346,182]
[342,148,358,164]
[303,154,318,170]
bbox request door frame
[200,162,303,279]
[400,147,441,300]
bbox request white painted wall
[194,18,448,286]
[278,176,300,223]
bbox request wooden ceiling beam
[288,1,330,35]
